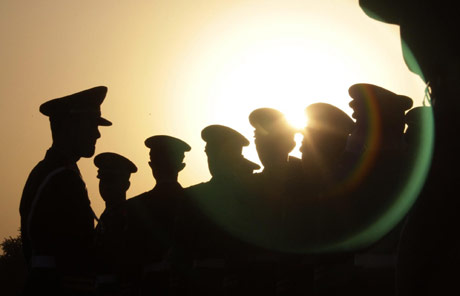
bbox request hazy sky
[0,0,426,242]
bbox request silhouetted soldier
[295,102,355,243]
[346,83,413,210]
[344,83,413,224]
[346,83,412,157]
[275,103,354,296]
[126,135,191,296]
[93,152,137,295]
[247,108,303,295]
[345,83,413,296]
[249,108,301,178]
[184,124,257,296]
[19,86,111,295]
[248,108,301,241]
[197,124,260,182]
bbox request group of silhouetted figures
[17,1,460,295]
[18,80,434,296]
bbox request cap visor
[98,117,112,126]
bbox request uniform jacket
[19,147,95,276]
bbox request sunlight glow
[165,3,430,252]
[0,0,433,250]
[168,2,430,167]
[176,21,369,161]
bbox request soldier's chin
[80,146,96,158]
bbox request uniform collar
[154,180,182,189]
[45,147,80,172]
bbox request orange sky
[0,0,426,243]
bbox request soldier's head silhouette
[144,135,191,183]
[347,83,413,152]
[40,86,112,159]
[94,152,137,206]
[301,103,355,170]
[201,124,252,178]
[249,108,297,171]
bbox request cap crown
[201,125,249,146]
[94,152,137,176]
[40,86,111,126]
[348,83,413,121]
[145,135,191,164]
[306,103,355,136]
[249,108,295,136]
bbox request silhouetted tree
[0,233,27,295]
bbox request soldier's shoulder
[25,158,78,184]
[41,169,86,198]
[25,164,85,203]
[183,182,214,204]
[184,182,208,193]
[126,191,152,205]
[124,192,154,223]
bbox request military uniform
[178,125,259,295]
[247,108,307,295]
[288,103,355,246]
[94,202,129,290]
[125,135,191,296]
[248,107,302,237]
[339,83,413,295]
[19,86,111,295]
[93,152,137,294]
[184,181,240,295]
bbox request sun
[186,37,362,159]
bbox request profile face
[205,144,240,178]
[299,131,315,169]
[205,145,224,177]
[255,134,295,167]
[98,175,129,202]
[73,116,101,158]
[254,136,274,167]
